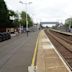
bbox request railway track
[44,29,72,71]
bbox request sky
[4,0,72,24]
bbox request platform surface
[36,30,71,72]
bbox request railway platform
[36,30,71,72]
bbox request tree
[65,18,72,28]
[9,10,17,17]
[9,10,19,27]
[20,11,33,27]
[64,17,72,31]
[0,0,10,27]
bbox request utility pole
[19,1,32,36]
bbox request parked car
[3,32,8,40]
[0,33,6,41]
[0,32,11,42]
[3,32,11,40]
[0,35,2,42]
[6,32,11,39]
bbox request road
[0,31,39,72]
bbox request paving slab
[36,30,71,72]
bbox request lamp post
[19,1,32,36]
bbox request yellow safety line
[31,32,40,66]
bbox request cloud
[5,0,72,23]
